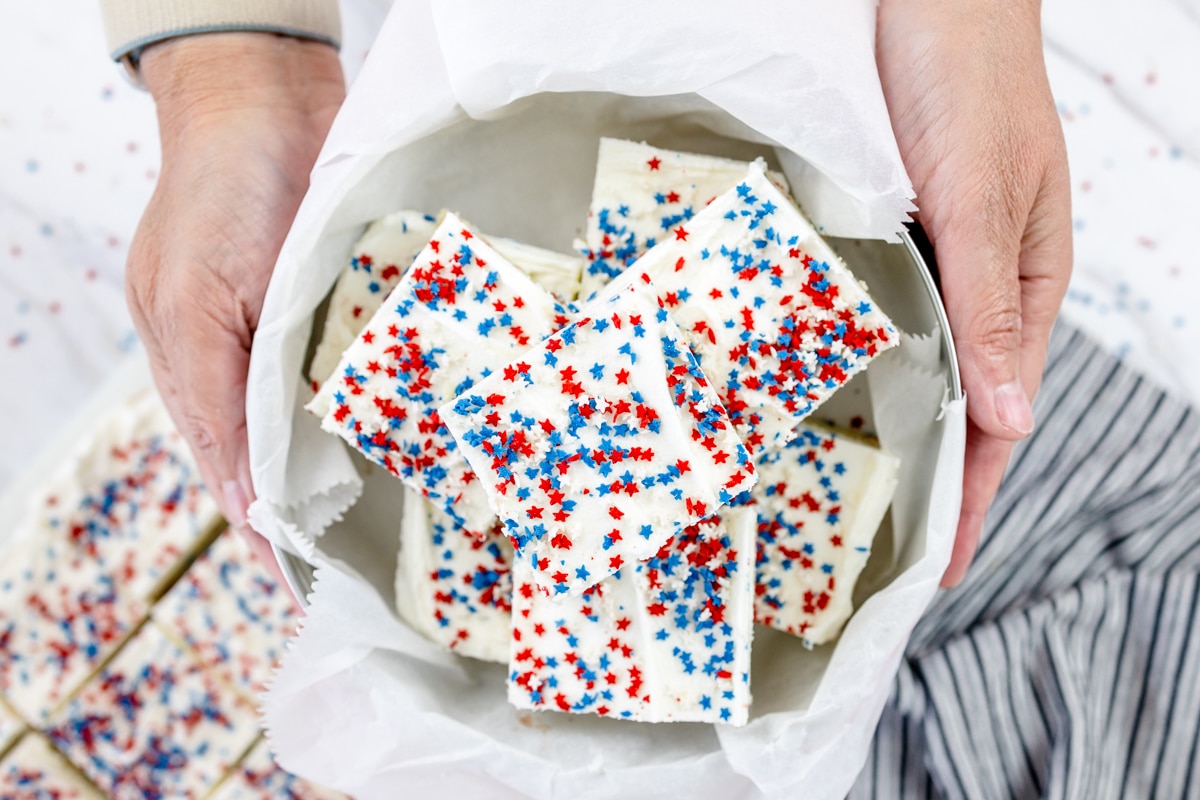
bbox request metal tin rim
[274,230,962,606]
[275,543,316,605]
[899,228,963,401]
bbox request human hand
[127,33,345,578]
[876,0,1072,586]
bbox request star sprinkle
[508,508,755,725]
[442,279,756,596]
[210,740,349,800]
[153,530,300,701]
[628,163,899,455]
[753,424,899,645]
[0,734,103,800]
[46,623,259,800]
[577,138,791,301]
[308,211,439,386]
[394,488,513,663]
[0,534,146,723]
[307,213,564,540]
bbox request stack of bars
[0,390,345,799]
[308,139,904,727]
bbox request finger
[934,186,1036,443]
[942,421,1015,588]
[155,284,255,530]
[937,164,1071,588]
[221,461,288,593]
[150,345,289,598]
[1016,156,1074,402]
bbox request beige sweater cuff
[100,0,341,61]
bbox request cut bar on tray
[34,390,221,601]
[0,533,146,723]
[46,623,259,800]
[153,529,300,700]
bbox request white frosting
[752,424,899,645]
[307,212,562,540]
[309,211,439,386]
[0,734,102,800]
[508,508,755,725]
[31,388,220,600]
[578,138,791,300]
[0,701,20,753]
[393,487,512,663]
[442,279,755,597]
[0,533,147,722]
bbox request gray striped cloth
[849,322,1200,800]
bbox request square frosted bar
[508,509,755,725]
[46,623,259,800]
[34,390,220,601]
[394,488,512,663]
[0,534,145,723]
[753,425,899,644]
[631,164,899,455]
[444,281,754,596]
[308,212,565,540]
[153,530,299,700]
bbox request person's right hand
[127,33,345,573]
[876,0,1072,587]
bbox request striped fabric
[850,322,1200,800]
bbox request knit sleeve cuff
[100,0,341,61]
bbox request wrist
[141,32,344,148]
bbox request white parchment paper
[247,2,964,797]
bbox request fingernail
[994,381,1034,436]
[222,479,249,528]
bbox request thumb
[148,302,256,531]
[149,334,292,591]
[935,213,1035,441]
